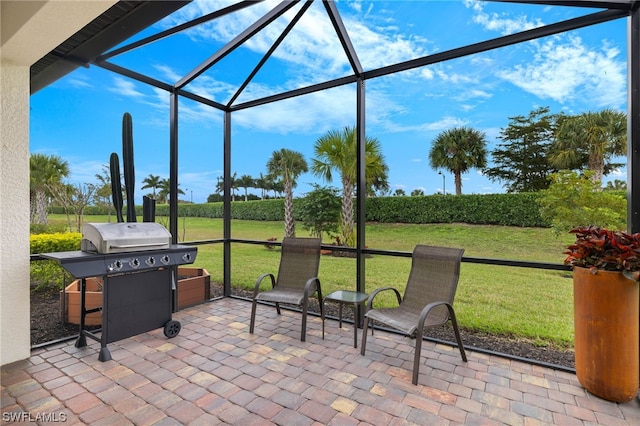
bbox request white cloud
[472,11,543,35]
[420,68,434,80]
[380,115,468,134]
[464,0,543,35]
[435,70,475,85]
[109,77,145,98]
[497,36,626,107]
[232,86,356,134]
[67,159,107,185]
[68,77,93,89]
[165,0,432,84]
[152,64,182,83]
[463,0,626,108]
[454,89,492,103]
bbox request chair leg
[301,300,308,342]
[249,299,257,334]
[412,336,423,385]
[449,309,467,362]
[360,317,370,355]
[317,285,323,318]
[319,292,325,340]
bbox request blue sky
[30,0,629,204]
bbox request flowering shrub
[565,226,640,281]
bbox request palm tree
[213,173,239,201]
[141,174,162,199]
[237,174,255,201]
[605,179,627,191]
[30,153,70,224]
[269,179,285,198]
[254,173,268,200]
[266,149,308,237]
[229,172,238,201]
[429,127,488,195]
[312,126,388,246]
[214,176,224,194]
[157,178,185,203]
[549,109,627,183]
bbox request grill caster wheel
[163,320,181,338]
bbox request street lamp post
[438,171,446,195]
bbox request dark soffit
[29,0,190,94]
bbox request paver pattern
[2,297,639,425]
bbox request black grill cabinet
[42,244,197,361]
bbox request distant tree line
[30,106,627,237]
[428,107,626,195]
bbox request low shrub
[30,232,82,291]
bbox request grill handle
[109,242,170,249]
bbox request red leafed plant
[565,226,640,281]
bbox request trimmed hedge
[30,232,82,254]
[366,193,549,227]
[49,193,550,227]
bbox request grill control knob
[145,257,156,267]
[161,255,171,265]
[182,253,192,262]
[129,258,140,269]
[109,260,123,272]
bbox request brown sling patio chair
[249,237,322,342]
[360,245,467,385]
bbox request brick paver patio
[2,297,639,425]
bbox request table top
[324,290,369,304]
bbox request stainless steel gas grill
[42,222,197,361]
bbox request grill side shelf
[40,251,108,279]
[40,245,197,278]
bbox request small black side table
[322,290,369,348]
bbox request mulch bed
[31,284,575,370]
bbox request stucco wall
[0,61,31,366]
[0,0,117,366]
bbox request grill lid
[81,222,171,254]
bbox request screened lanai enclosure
[32,0,639,307]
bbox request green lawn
[47,215,576,348]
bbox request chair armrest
[303,277,320,298]
[253,273,275,298]
[417,301,454,332]
[366,286,402,310]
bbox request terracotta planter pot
[176,267,210,310]
[573,267,639,402]
[60,277,103,326]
